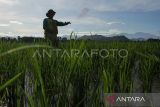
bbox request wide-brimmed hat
[46,9,56,17]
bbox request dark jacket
[43,18,68,34]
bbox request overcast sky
[0,0,160,37]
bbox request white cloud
[0,32,17,37]
[0,0,19,5]
[107,29,122,34]
[10,21,23,25]
[0,24,10,27]
[106,22,125,25]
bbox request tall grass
[0,40,160,107]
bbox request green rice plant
[0,39,160,107]
[137,52,160,92]
[0,72,23,91]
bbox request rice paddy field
[0,38,160,107]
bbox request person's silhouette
[43,9,71,47]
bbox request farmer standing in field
[43,9,71,47]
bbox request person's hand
[65,22,71,25]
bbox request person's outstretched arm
[55,20,71,26]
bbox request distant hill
[120,32,160,40]
[78,35,106,41]
[78,35,129,41]
[0,32,159,41]
[62,32,160,41]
